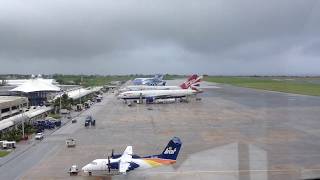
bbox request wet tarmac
[3,80,320,180]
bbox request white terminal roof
[10,78,61,93]
[54,86,102,100]
[67,88,92,99]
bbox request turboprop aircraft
[82,137,182,176]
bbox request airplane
[82,137,182,176]
[117,86,202,103]
[119,74,202,92]
[132,74,166,86]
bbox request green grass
[48,113,61,119]
[0,151,10,157]
[204,76,320,96]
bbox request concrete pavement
[2,80,320,179]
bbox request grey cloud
[302,40,320,56]
[0,0,319,75]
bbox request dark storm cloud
[0,0,319,75]
[303,40,320,56]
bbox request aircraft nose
[82,165,89,172]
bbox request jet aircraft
[120,74,202,92]
[118,86,202,102]
[132,74,166,86]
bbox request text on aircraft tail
[157,137,182,160]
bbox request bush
[24,124,36,134]
[48,113,61,119]
[1,129,23,142]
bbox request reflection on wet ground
[18,81,320,180]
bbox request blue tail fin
[158,137,182,160]
[154,74,164,80]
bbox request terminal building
[10,78,61,106]
[0,96,28,120]
[0,96,53,133]
[0,76,60,133]
[0,75,103,133]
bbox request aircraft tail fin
[190,85,203,93]
[154,74,164,80]
[180,74,202,89]
[158,137,182,160]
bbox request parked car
[35,133,44,140]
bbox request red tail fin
[180,74,202,89]
[191,86,203,93]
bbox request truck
[96,95,103,102]
[76,104,83,111]
[84,115,96,127]
[84,102,90,109]
[0,141,16,149]
[68,165,79,176]
[66,138,76,147]
[96,97,102,102]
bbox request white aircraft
[82,137,182,176]
[119,74,202,93]
[118,87,202,103]
[132,74,166,86]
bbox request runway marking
[147,168,320,174]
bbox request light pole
[79,87,81,104]
[22,115,24,139]
[59,91,62,113]
[22,107,26,139]
[79,77,82,105]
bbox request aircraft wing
[119,161,130,173]
[119,146,133,173]
[122,146,132,157]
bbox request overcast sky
[0,0,319,75]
